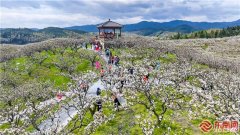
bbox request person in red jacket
[95,44,99,51]
[143,73,149,83]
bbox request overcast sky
[0,0,240,28]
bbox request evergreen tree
[170,26,240,39]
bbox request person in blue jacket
[96,88,101,96]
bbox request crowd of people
[80,39,161,113]
[91,39,125,111]
[78,40,123,112]
[105,48,120,66]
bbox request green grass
[159,53,177,63]
[110,48,121,56]
[2,47,235,134]
[93,101,196,135]
[0,101,6,109]
[0,123,11,130]
[93,90,194,135]
[192,63,209,69]
[65,110,94,134]
[201,43,209,50]
[76,59,91,72]
[93,109,141,135]
[26,125,35,132]
[0,120,24,131]
[66,48,237,135]
[0,48,102,131]
[86,43,92,49]
[0,48,97,90]
[186,75,201,87]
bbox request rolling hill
[0,27,86,44]
[1,19,240,45]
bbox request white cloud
[114,16,144,24]
[0,5,103,28]
[181,15,209,22]
[0,0,239,28]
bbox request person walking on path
[111,56,115,65]
[108,57,111,64]
[143,73,149,83]
[96,100,102,112]
[108,65,112,73]
[56,91,63,100]
[111,93,121,111]
[119,77,125,93]
[147,65,153,73]
[100,68,105,79]
[155,61,161,70]
[95,44,99,51]
[96,88,101,96]
[114,56,120,66]
[80,81,88,93]
[108,52,113,64]
[105,48,110,57]
[95,61,101,70]
[128,67,134,75]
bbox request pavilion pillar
[98,28,100,36]
[120,28,121,36]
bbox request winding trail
[0,89,74,125]
[37,79,105,133]
[0,53,107,126]
[35,48,126,134]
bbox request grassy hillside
[64,47,239,135]
[0,38,89,62]
[0,37,239,134]
[104,35,240,73]
[0,27,87,44]
[0,47,101,89]
[0,42,105,133]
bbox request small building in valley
[97,19,123,39]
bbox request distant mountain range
[1,19,240,44]
[0,27,86,44]
[65,19,240,36]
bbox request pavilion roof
[97,19,123,28]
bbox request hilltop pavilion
[97,19,123,39]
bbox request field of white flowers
[0,36,239,134]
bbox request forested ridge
[0,27,86,44]
[171,26,240,39]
